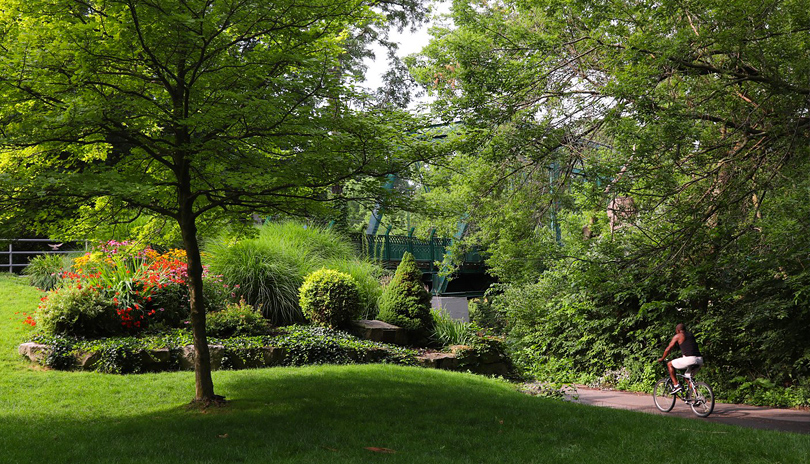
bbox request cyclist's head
[675,323,685,333]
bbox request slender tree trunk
[179,210,217,402]
[176,139,217,403]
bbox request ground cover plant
[27,325,418,374]
[2,274,810,464]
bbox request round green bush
[206,300,268,338]
[299,269,361,329]
[36,284,122,338]
[377,252,433,334]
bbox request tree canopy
[402,0,810,392]
[0,0,429,402]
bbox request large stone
[262,347,286,366]
[76,350,101,370]
[18,342,49,364]
[416,352,459,370]
[178,345,225,370]
[474,362,511,377]
[352,320,408,345]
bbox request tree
[0,0,428,403]
[377,252,433,334]
[405,0,810,389]
[408,0,810,272]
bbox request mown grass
[1,273,808,463]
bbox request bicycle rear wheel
[689,381,715,417]
[653,378,676,412]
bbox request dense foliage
[299,269,362,330]
[377,252,433,335]
[207,222,384,325]
[403,0,810,406]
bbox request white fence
[1,239,88,273]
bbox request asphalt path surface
[569,386,810,435]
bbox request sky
[362,1,451,92]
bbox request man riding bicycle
[657,323,703,394]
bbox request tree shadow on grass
[0,365,807,464]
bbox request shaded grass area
[1,274,809,463]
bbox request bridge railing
[350,233,483,266]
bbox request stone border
[415,345,513,377]
[18,342,289,372]
[20,340,513,377]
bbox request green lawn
[1,273,808,463]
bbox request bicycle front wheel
[690,381,715,417]
[653,378,676,412]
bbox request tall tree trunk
[179,211,217,403]
[176,135,217,403]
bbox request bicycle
[653,360,715,417]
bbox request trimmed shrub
[206,300,269,338]
[326,258,385,319]
[24,253,75,291]
[36,284,122,338]
[377,252,433,335]
[299,269,361,329]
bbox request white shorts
[672,356,703,374]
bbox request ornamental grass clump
[431,308,479,348]
[24,253,75,291]
[377,252,433,336]
[299,269,361,329]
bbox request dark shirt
[676,330,702,357]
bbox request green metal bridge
[350,232,491,297]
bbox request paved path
[568,386,810,435]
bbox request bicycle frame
[672,373,699,404]
[654,362,714,417]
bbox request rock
[416,352,459,370]
[76,350,101,370]
[449,345,473,354]
[262,347,286,366]
[352,320,408,345]
[18,342,50,364]
[178,345,225,370]
[479,352,501,365]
